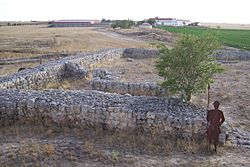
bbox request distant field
[160,26,250,50]
[0,25,149,59]
[0,25,149,76]
[201,22,250,30]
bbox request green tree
[101,18,111,23]
[155,33,224,101]
[146,18,156,25]
[111,20,135,29]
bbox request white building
[139,22,153,29]
[153,17,191,26]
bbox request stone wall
[90,79,168,97]
[0,49,124,90]
[122,48,250,60]
[122,48,159,59]
[2,48,234,140]
[0,62,65,90]
[0,89,207,138]
[214,49,250,60]
[1,48,248,90]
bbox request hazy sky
[0,0,249,24]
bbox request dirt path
[96,27,178,47]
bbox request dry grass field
[202,23,250,30]
[0,26,149,57]
[0,25,149,76]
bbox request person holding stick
[207,101,225,152]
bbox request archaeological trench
[1,48,250,145]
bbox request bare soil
[96,57,163,84]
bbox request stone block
[146,112,155,119]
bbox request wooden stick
[207,83,210,109]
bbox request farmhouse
[49,20,101,27]
[154,17,191,26]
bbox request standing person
[207,101,225,152]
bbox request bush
[155,32,224,101]
[111,20,135,29]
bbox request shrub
[111,20,135,29]
[155,32,224,101]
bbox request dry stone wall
[0,49,124,90]
[215,49,250,60]
[2,48,235,140]
[90,79,168,97]
[1,48,248,91]
[122,48,159,59]
[0,89,207,138]
[122,48,250,61]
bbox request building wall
[139,24,152,29]
[155,19,189,26]
[156,19,177,26]
[50,22,110,28]
[50,22,91,27]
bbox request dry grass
[44,78,91,90]
[0,25,150,76]
[202,22,250,30]
[0,62,42,77]
[0,25,149,59]
[45,80,72,90]
[1,122,248,166]
[192,61,250,131]
[0,52,40,59]
[96,57,163,83]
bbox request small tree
[111,20,135,29]
[155,33,224,101]
[146,18,156,25]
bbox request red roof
[154,17,176,20]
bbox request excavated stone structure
[0,48,209,140]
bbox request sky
[0,0,249,24]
